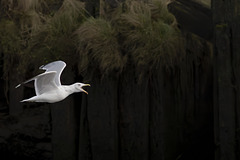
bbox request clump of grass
[75,0,184,78]
[113,0,183,73]
[17,0,45,12]
[149,0,176,24]
[49,0,86,36]
[75,18,126,76]
[26,0,87,67]
[0,0,57,73]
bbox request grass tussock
[17,0,46,12]
[115,0,182,68]
[75,18,126,75]
[76,0,184,77]
[49,0,86,35]
[26,0,87,67]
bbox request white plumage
[16,60,90,103]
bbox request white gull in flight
[16,60,90,103]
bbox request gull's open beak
[83,84,91,87]
[82,89,88,94]
[82,84,90,94]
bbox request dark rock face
[0,1,215,160]
[0,106,52,160]
[168,0,213,41]
[212,0,240,159]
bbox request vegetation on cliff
[0,0,183,81]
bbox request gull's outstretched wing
[39,61,66,86]
[15,71,58,96]
[34,71,58,95]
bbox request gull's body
[16,61,90,103]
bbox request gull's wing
[16,71,58,96]
[39,61,66,86]
[34,71,58,95]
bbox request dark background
[0,0,239,160]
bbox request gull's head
[74,83,90,94]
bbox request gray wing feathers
[15,71,57,95]
[34,71,57,95]
[39,61,66,86]
[15,74,42,88]
[15,61,66,94]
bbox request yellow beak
[82,83,90,94]
[82,89,88,94]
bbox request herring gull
[16,60,90,103]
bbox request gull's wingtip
[39,65,45,70]
[20,99,27,103]
[15,84,21,88]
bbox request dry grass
[17,0,46,12]
[26,0,86,67]
[0,0,184,80]
[47,0,85,36]
[113,0,183,70]
[74,0,184,77]
[75,18,126,75]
